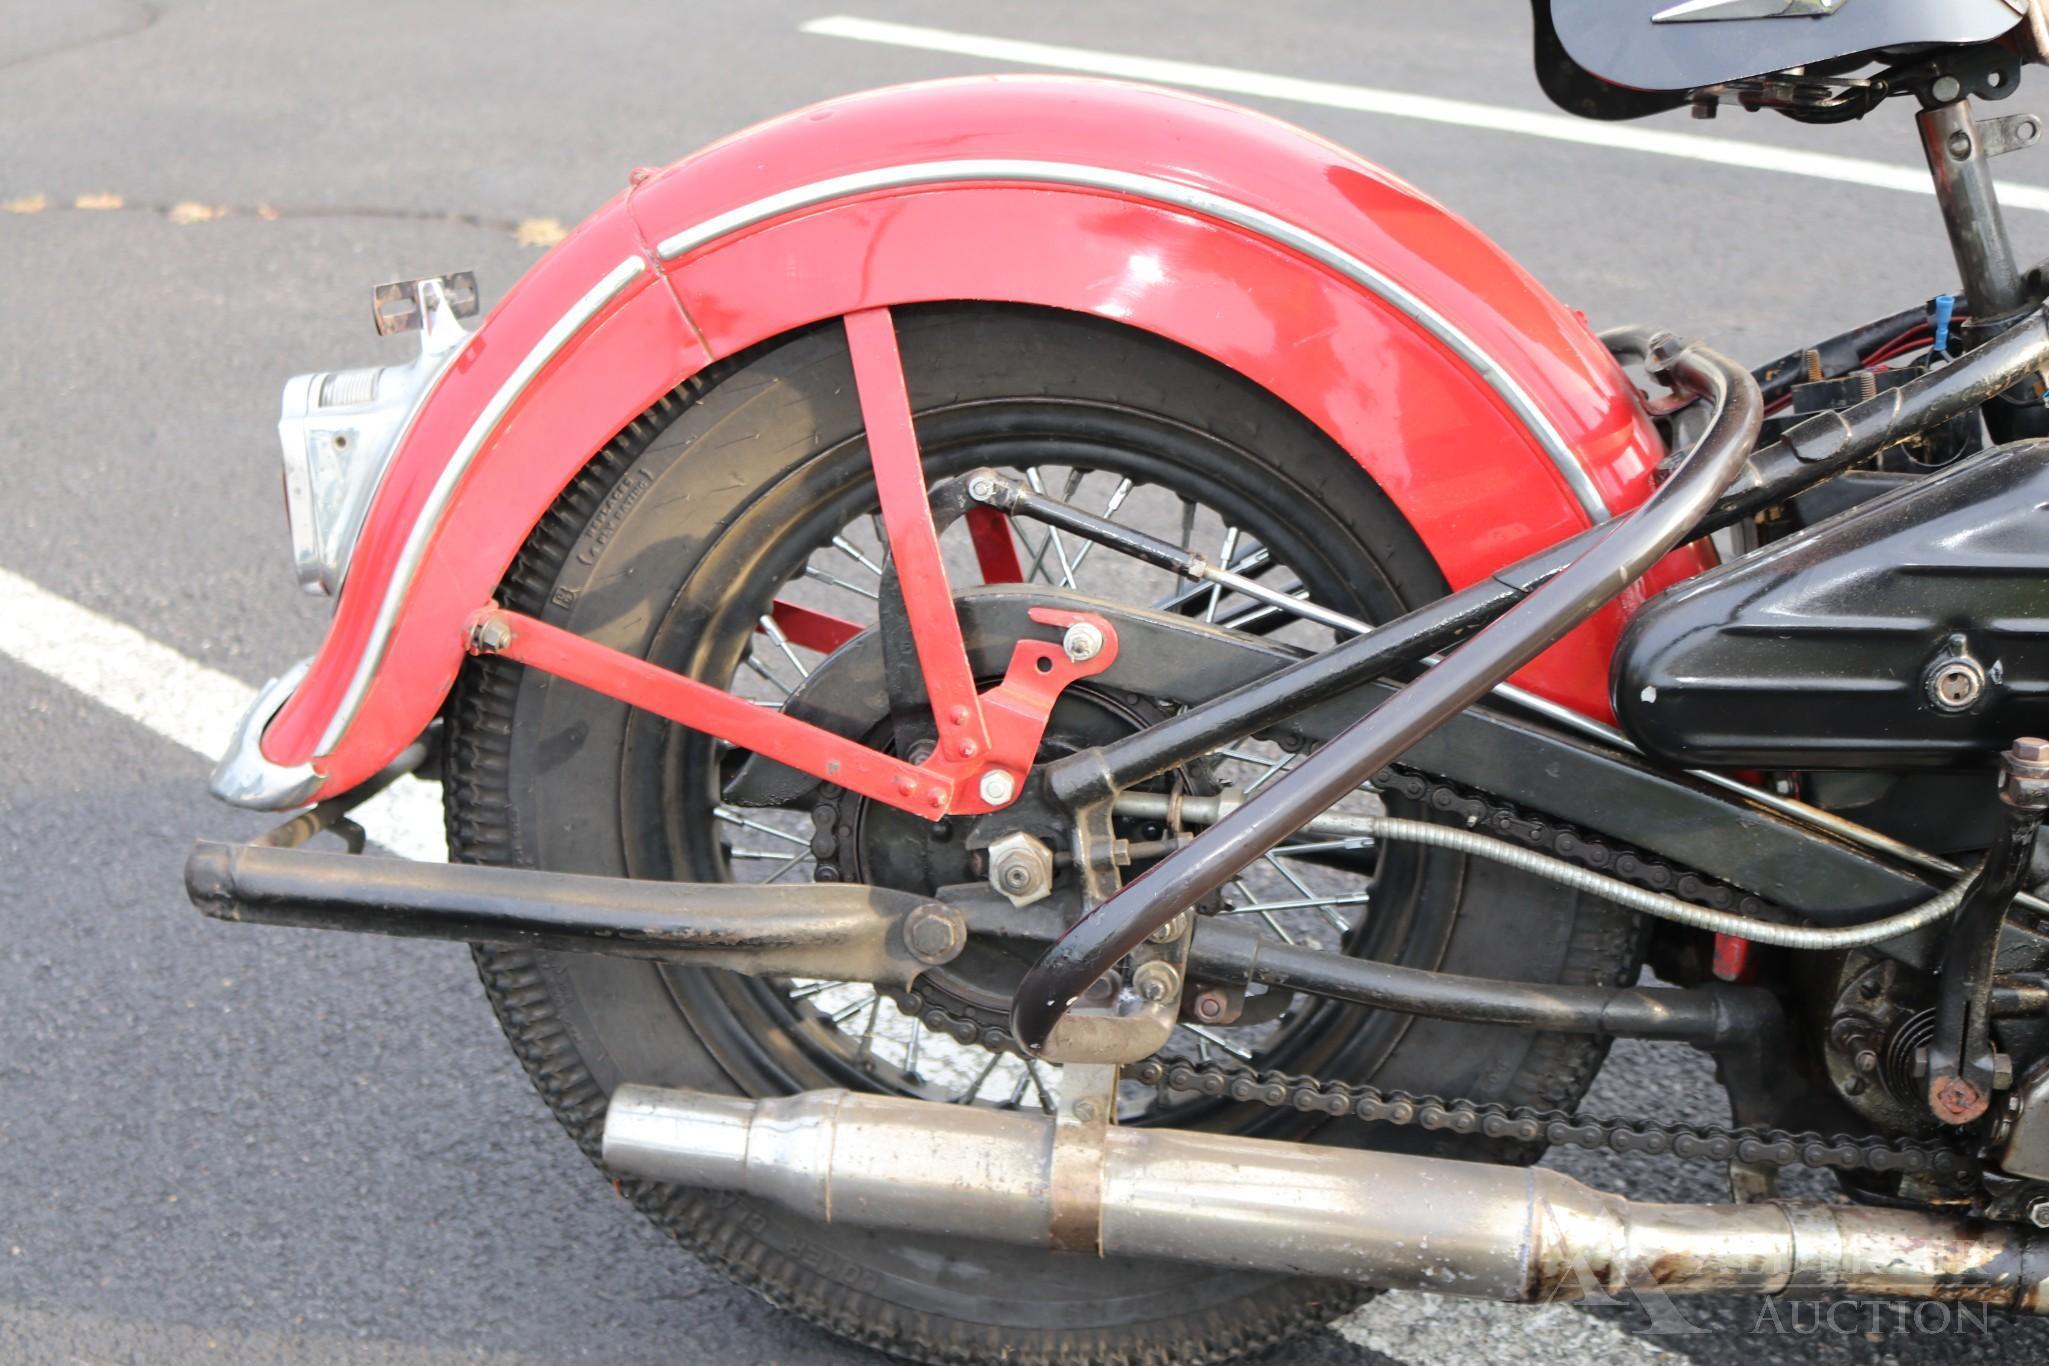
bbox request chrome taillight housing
[277,273,476,595]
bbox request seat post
[1918,94,2030,321]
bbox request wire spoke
[714,807,811,845]
[830,991,881,1025]
[1217,893,1374,917]
[1024,467,1082,588]
[1025,1060,1057,1115]
[1204,526,1241,622]
[1263,851,1352,934]
[758,613,811,679]
[803,564,880,600]
[953,1052,1005,1105]
[1155,544,1272,612]
[1231,875,1296,944]
[1064,476,1134,577]
[831,534,885,577]
[739,653,791,697]
[1180,1022,1254,1060]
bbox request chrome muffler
[604,1084,2049,1310]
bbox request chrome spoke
[803,564,880,600]
[1180,1022,1254,1060]
[1217,893,1374,917]
[740,652,791,697]
[856,996,883,1064]
[714,807,811,845]
[831,990,881,1025]
[1063,476,1134,577]
[1240,749,1294,795]
[1231,875,1297,944]
[1264,850,1353,934]
[953,1052,1005,1105]
[903,1014,923,1076]
[759,848,810,883]
[1023,468,1082,588]
[1156,544,1271,612]
[831,534,885,578]
[1204,526,1241,622]
[758,613,810,679]
[1025,1060,1057,1115]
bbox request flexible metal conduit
[1012,340,1765,1052]
[1114,792,1974,950]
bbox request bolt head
[902,905,964,965]
[2015,737,2049,765]
[1070,1098,1099,1123]
[1932,75,1963,104]
[1062,621,1105,663]
[1194,991,1226,1022]
[967,474,995,502]
[978,769,1016,805]
[2030,1198,2049,1230]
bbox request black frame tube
[1186,917,1775,1046]
[1035,306,2049,810]
[1012,341,1764,1053]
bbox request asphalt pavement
[8,2,2049,1362]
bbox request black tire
[443,306,1644,1364]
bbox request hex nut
[1132,960,1182,1004]
[902,904,965,966]
[986,830,1055,907]
[2031,1198,2049,1230]
[979,769,1018,806]
[1148,910,1192,944]
[1062,621,1105,663]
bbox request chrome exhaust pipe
[604,1084,2049,1310]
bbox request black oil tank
[1613,440,2049,770]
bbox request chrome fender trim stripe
[312,254,649,757]
[658,159,1615,523]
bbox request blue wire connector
[1932,294,1956,355]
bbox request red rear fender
[249,76,1704,804]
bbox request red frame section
[260,77,1713,802]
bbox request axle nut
[986,830,1056,907]
[902,904,965,966]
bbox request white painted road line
[1337,1293,1676,1365]
[803,15,2049,214]
[0,565,445,861]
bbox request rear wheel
[444,306,1644,1364]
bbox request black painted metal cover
[1614,440,2049,769]
[1550,0,2023,93]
